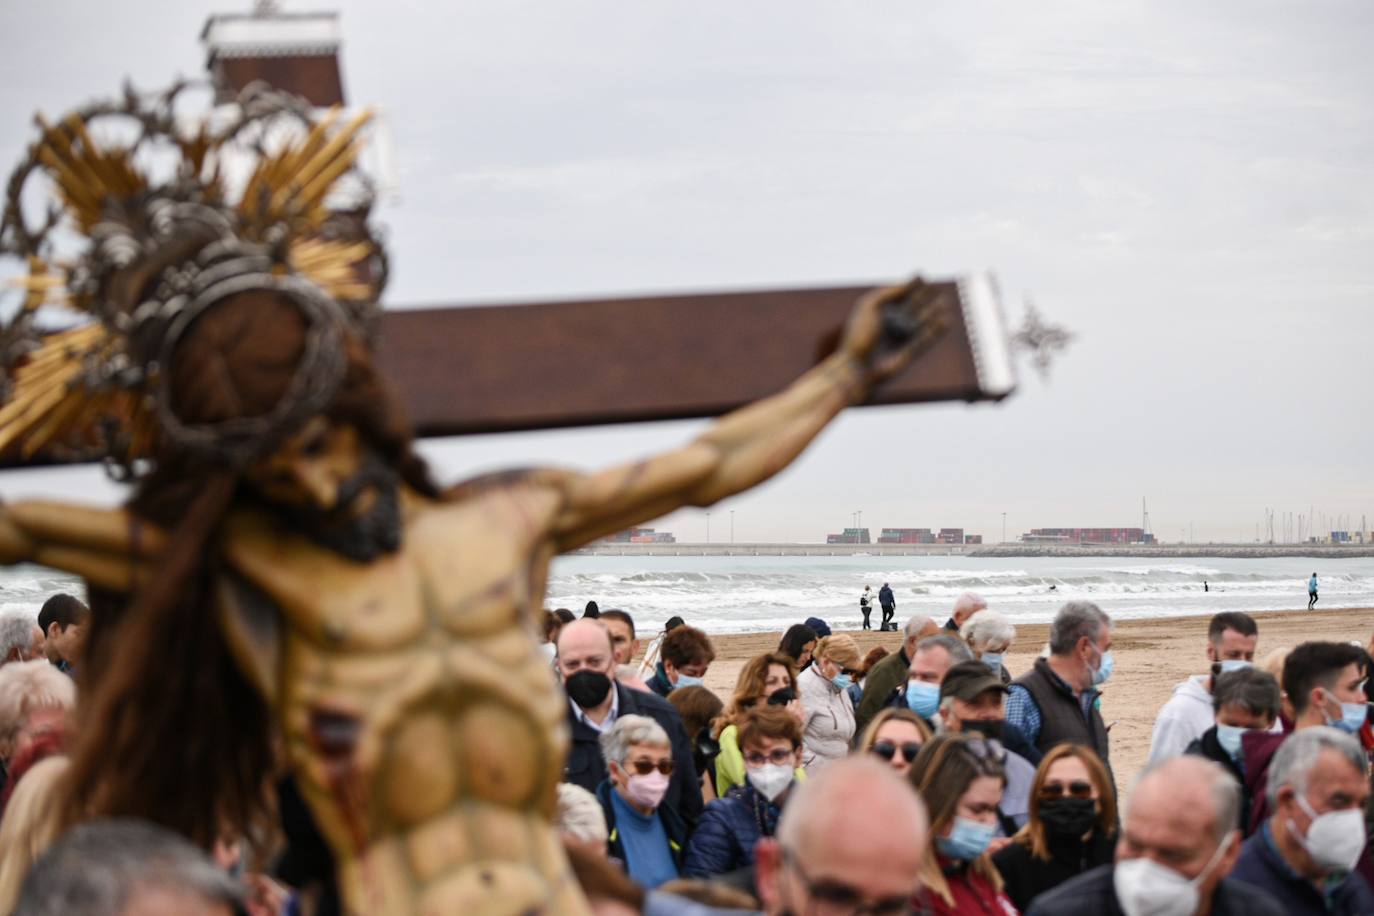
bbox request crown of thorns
[0,80,387,474]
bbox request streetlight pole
[1002,512,1007,544]
[706,511,711,543]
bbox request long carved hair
[64,290,437,847]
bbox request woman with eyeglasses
[711,652,802,797]
[856,708,933,777]
[683,706,804,879]
[596,714,686,888]
[991,744,1117,913]
[908,733,1020,915]
[798,635,862,772]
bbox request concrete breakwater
[574,542,1374,559]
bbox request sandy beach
[699,605,1374,793]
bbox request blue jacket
[1230,823,1374,915]
[682,783,781,879]
[597,780,689,874]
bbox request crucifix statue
[0,81,1010,915]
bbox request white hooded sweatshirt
[1146,674,1214,766]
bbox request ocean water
[545,555,1374,635]
[4,555,1372,637]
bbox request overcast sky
[1,1,1371,543]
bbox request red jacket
[1242,729,1288,835]
[918,854,1020,916]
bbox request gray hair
[914,635,973,665]
[903,616,931,639]
[0,660,75,747]
[555,783,609,845]
[0,615,37,661]
[1212,668,1281,720]
[1267,726,1368,808]
[1139,756,1241,844]
[1048,601,1111,655]
[961,610,1015,652]
[14,819,243,916]
[953,592,987,617]
[598,714,670,767]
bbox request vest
[1013,658,1111,773]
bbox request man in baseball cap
[937,660,1037,836]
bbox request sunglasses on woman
[625,758,675,776]
[1040,779,1094,800]
[871,740,922,764]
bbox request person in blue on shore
[1308,573,1319,610]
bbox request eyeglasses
[782,847,916,915]
[625,758,675,776]
[1040,779,1094,800]
[842,668,863,679]
[745,749,797,767]
[871,741,922,764]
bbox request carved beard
[269,458,403,563]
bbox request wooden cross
[377,276,1015,439]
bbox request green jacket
[855,647,910,736]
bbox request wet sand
[699,606,1374,794]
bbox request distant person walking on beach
[859,586,875,631]
[1308,573,1319,610]
[879,582,896,631]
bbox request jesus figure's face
[244,418,402,562]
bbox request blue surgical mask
[1215,724,1248,760]
[673,674,705,690]
[1330,700,1369,735]
[1090,648,1114,686]
[1218,659,1252,674]
[906,680,940,718]
[831,672,853,691]
[981,652,1005,673]
[936,816,996,862]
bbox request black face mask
[565,669,613,709]
[768,687,797,707]
[1039,797,1099,839]
[964,719,1005,742]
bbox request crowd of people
[0,587,1372,915]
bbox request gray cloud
[0,0,1369,543]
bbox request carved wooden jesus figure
[0,274,942,913]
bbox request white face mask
[1113,833,1233,916]
[747,763,795,802]
[1291,795,1367,873]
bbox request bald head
[951,593,987,627]
[556,620,616,681]
[759,756,927,915]
[1126,756,1240,859]
[778,756,928,857]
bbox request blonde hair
[814,634,861,670]
[1260,646,1290,682]
[0,755,68,913]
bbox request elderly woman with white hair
[596,714,686,888]
[961,609,1016,685]
[0,660,75,777]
